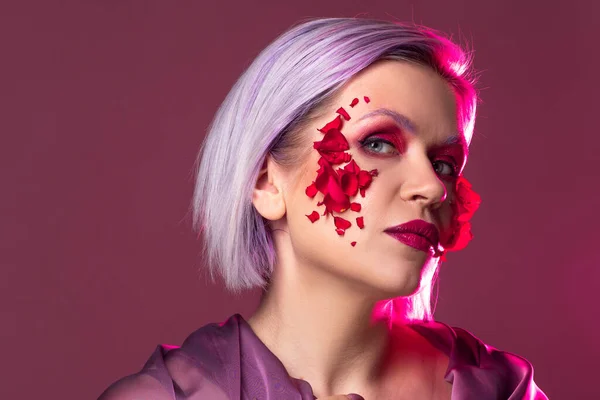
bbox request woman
[99,18,547,399]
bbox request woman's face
[279,60,467,299]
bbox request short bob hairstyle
[191,17,477,321]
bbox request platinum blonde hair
[191,17,477,321]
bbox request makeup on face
[305,96,378,245]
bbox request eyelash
[358,135,459,178]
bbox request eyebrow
[357,107,463,146]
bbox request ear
[252,155,286,221]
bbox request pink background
[3,1,599,399]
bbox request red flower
[443,176,481,252]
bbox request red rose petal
[343,159,360,174]
[340,172,359,197]
[369,169,379,176]
[364,96,370,103]
[350,98,359,107]
[325,177,351,213]
[357,170,373,188]
[318,115,343,133]
[334,216,352,230]
[336,228,345,236]
[356,216,365,229]
[315,157,335,194]
[359,188,366,197]
[305,182,318,198]
[320,151,351,164]
[351,241,357,247]
[306,211,320,223]
[313,129,350,152]
[350,202,361,212]
[336,107,351,121]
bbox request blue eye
[359,137,398,155]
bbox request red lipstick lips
[384,220,440,253]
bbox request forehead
[338,60,461,141]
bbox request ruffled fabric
[99,314,547,399]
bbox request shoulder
[407,320,549,400]
[97,373,173,400]
[97,344,178,400]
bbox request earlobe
[252,157,286,221]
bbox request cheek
[300,109,378,245]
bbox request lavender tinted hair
[191,17,477,321]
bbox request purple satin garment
[98,314,548,399]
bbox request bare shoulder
[97,373,173,400]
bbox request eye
[432,159,457,177]
[358,136,401,156]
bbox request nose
[399,154,447,208]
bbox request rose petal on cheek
[350,202,361,212]
[363,96,370,103]
[351,241,357,247]
[343,159,360,174]
[318,115,343,133]
[357,170,373,188]
[334,216,352,230]
[336,228,345,236]
[336,107,351,121]
[313,129,350,152]
[306,211,320,223]
[320,151,351,164]
[340,172,359,197]
[356,216,365,229]
[359,188,366,198]
[349,98,359,107]
[305,182,318,198]
[369,169,379,177]
[326,177,351,212]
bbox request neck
[247,255,409,397]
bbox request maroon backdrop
[3,1,599,399]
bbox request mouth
[384,219,440,253]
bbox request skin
[249,60,465,399]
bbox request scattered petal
[359,188,366,197]
[350,202,361,212]
[357,170,373,188]
[334,216,352,230]
[340,172,359,196]
[356,216,365,229]
[343,159,360,174]
[306,211,320,223]
[351,241,357,247]
[336,107,351,121]
[350,98,359,107]
[336,228,345,236]
[318,115,343,133]
[313,129,350,152]
[305,182,318,198]
[369,169,379,176]
[363,96,370,103]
